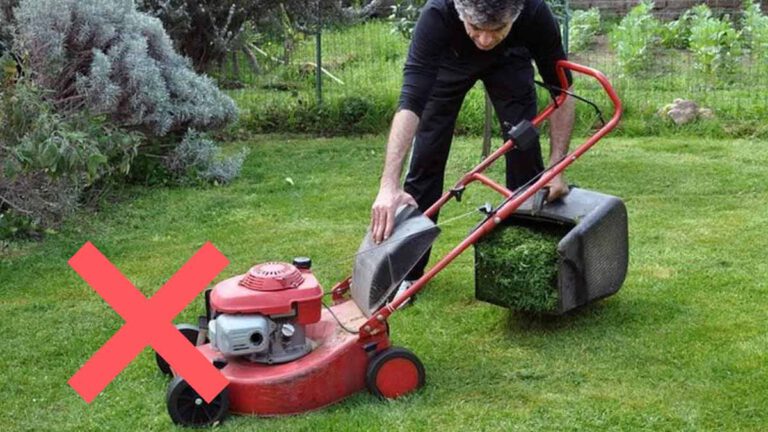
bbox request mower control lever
[478,203,494,216]
[507,119,540,152]
[450,186,465,202]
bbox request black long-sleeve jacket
[399,0,571,116]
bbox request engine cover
[210,262,323,325]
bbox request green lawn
[1,133,767,431]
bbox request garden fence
[221,0,768,137]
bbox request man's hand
[546,174,569,202]
[371,186,417,244]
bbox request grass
[1,132,768,430]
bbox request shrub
[0,0,15,41]
[660,9,693,49]
[688,4,741,80]
[339,96,374,125]
[389,0,422,40]
[0,76,143,236]
[742,0,768,61]
[569,8,601,53]
[165,130,248,185]
[610,0,661,75]
[14,0,238,137]
[138,0,263,72]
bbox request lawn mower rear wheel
[366,346,425,399]
[156,323,205,375]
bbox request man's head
[454,0,524,51]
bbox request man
[370,0,576,293]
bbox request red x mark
[68,241,230,403]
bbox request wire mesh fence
[567,1,768,126]
[221,0,768,136]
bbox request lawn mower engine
[208,258,323,364]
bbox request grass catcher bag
[475,188,628,314]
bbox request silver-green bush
[14,0,238,136]
[165,130,248,185]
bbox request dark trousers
[404,55,544,280]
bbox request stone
[659,99,714,125]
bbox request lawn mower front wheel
[366,346,425,399]
[166,376,229,427]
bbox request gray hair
[454,0,525,27]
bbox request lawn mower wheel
[166,375,229,427]
[366,346,425,399]
[156,323,205,375]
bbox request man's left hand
[546,174,569,202]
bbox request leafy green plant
[742,0,768,61]
[0,79,142,182]
[660,9,693,49]
[688,4,741,80]
[609,0,662,75]
[569,8,601,53]
[0,79,143,236]
[389,0,422,40]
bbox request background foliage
[0,0,244,238]
[14,0,238,136]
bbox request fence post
[315,3,323,105]
[563,0,570,54]
[482,87,493,158]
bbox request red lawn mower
[156,61,623,427]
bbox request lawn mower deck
[192,299,396,416]
[161,268,424,427]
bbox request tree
[138,1,356,73]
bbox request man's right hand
[370,186,417,244]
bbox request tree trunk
[241,45,261,75]
[231,50,240,81]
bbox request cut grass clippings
[475,223,566,313]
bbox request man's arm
[370,109,420,244]
[521,1,575,201]
[369,3,450,243]
[546,86,575,201]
